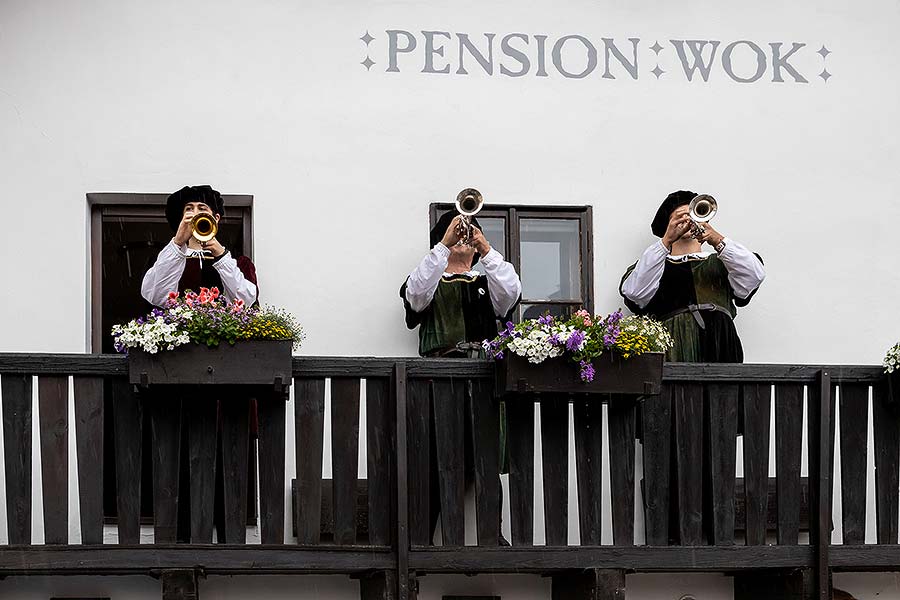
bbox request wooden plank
[541,397,569,546]
[187,396,217,543]
[469,378,501,546]
[38,376,69,545]
[2,374,32,545]
[775,383,804,545]
[366,377,393,547]
[808,371,833,600]
[257,389,286,544]
[607,397,636,546]
[573,399,603,546]
[506,396,535,546]
[0,354,127,376]
[406,379,432,546]
[673,382,703,545]
[733,477,810,532]
[409,545,813,573]
[839,382,869,545]
[73,376,104,545]
[707,383,738,546]
[0,545,394,575]
[331,377,361,546]
[221,394,250,544]
[873,381,900,544]
[0,354,887,384]
[641,384,672,546]
[150,393,182,544]
[112,378,143,544]
[394,363,411,600]
[741,383,771,546]
[432,379,465,546]
[551,568,626,600]
[295,378,326,545]
[662,363,883,384]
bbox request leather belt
[659,303,732,330]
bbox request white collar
[442,270,480,277]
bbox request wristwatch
[714,240,727,253]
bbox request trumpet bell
[689,194,717,223]
[455,188,484,217]
[191,213,218,243]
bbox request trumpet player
[141,185,258,308]
[619,190,765,363]
[400,208,521,358]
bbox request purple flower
[579,360,595,383]
[538,314,554,326]
[495,350,504,360]
[566,330,586,351]
[549,333,561,346]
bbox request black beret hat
[430,210,482,267]
[165,185,225,231]
[650,190,696,238]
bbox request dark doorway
[88,192,255,528]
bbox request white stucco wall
[1,0,898,362]
[1,1,899,599]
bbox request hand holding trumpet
[440,215,491,255]
[173,211,225,258]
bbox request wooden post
[551,569,626,600]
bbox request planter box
[128,340,293,388]
[495,352,664,396]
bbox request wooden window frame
[429,203,594,318]
[87,192,253,353]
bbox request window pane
[519,219,581,302]
[473,217,505,273]
[520,303,579,321]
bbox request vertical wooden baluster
[541,396,569,546]
[742,383,771,546]
[295,378,325,545]
[257,388,286,544]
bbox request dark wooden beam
[0,546,394,575]
[409,546,813,573]
[0,353,886,384]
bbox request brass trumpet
[191,213,218,243]
[455,188,484,245]
[688,194,717,239]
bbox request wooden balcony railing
[0,354,893,600]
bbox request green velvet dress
[620,254,759,363]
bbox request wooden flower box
[128,340,293,390]
[495,352,664,396]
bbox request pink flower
[210,287,220,300]
[167,291,179,300]
[583,318,593,327]
[575,309,590,318]
[198,293,209,304]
